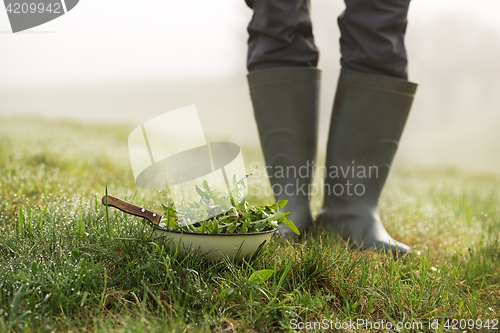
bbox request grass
[0,117,499,332]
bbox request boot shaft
[324,69,417,205]
[247,67,321,200]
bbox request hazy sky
[1,0,500,87]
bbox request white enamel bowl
[153,227,275,261]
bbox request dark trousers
[246,0,411,79]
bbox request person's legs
[246,0,320,236]
[317,0,417,257]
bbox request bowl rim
[153,225,277,236]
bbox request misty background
[1,0,500,174]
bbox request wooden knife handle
[102,195,161,226]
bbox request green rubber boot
[316,69,417,257]
[247,67,321,237]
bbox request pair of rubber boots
[248,67,417,257]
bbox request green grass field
[0,118,499,332]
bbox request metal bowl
[153,226,275,261]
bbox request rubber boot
[247,67,321,237]
[316,68,417,257]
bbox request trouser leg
[246,0,319,72]
[339,0,412,79]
